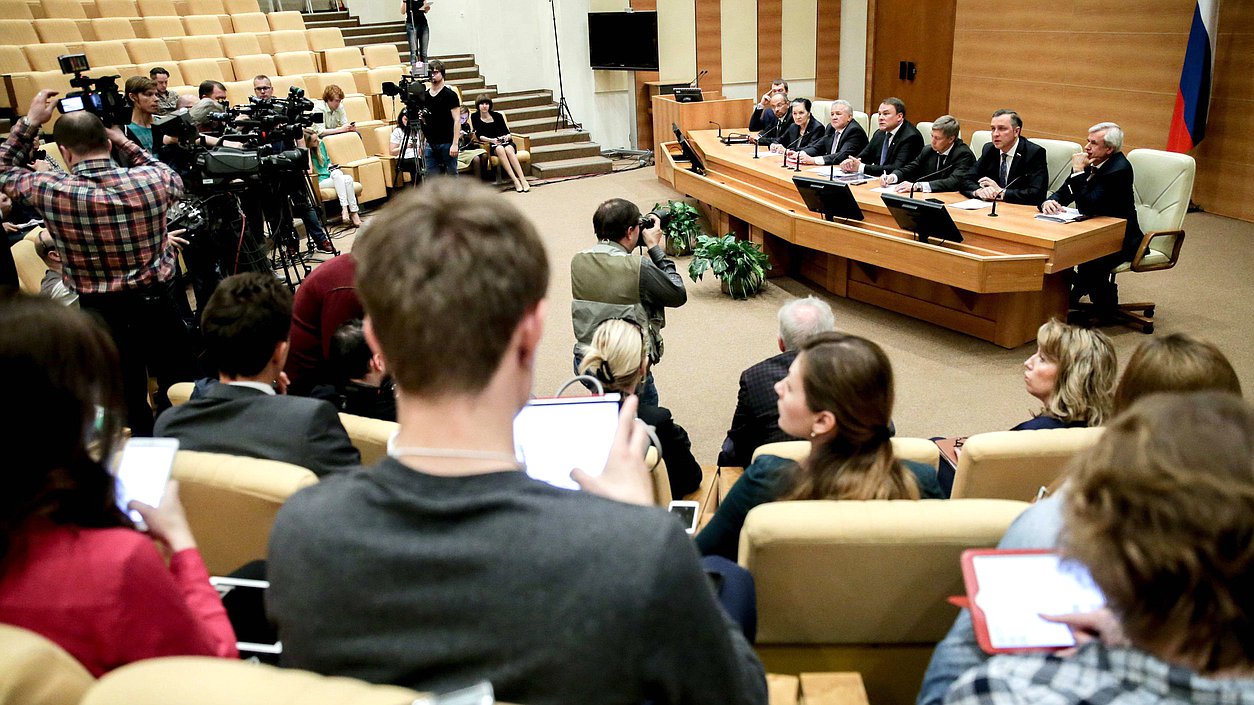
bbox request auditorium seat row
[0,11,306,46]
[0,0,268,22]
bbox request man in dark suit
[838,97,924,177]
[748,91,790,147]
[880,115,976,194]
[717,296,835,467]
[1041,121,1142,313]
[748,79,787,130]
[795,99,868,167]
[154,272,361,478]
[962,109,1048,206]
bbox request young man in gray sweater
[266,181,767,705]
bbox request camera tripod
[390,98,428,189]
[264,173,334,289]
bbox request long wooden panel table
[657,130,1126,348]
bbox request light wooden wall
[949,0,1253,222]
[815,0,841,98]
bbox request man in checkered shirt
[0,89,198,436]
[943,392,1254,705]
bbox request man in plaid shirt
[0,89,198,435]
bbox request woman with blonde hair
[1015,318,1116,430]
[697,332,941,560]
[304,128,362,227]
[578,318,701,498]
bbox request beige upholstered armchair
[950,427,1104,501]
[0,624,94,705]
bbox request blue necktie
[879,134,891,164]
[999,153,1010,187]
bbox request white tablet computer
[514,394,621,490]
[113,437,180,523]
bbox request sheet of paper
[1035,207,1085,223]
[869,186,897,194]
[950,199,993,210]
[972,553,1105,650]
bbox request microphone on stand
[709,121,723,141]
[988,174,1024,218]
[781,130,805,169]
[690,69,708,88]
[753,116,783,159]
[906,161,958,199]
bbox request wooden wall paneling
[633,0,657,150]
[814,0,839,98]
[695,0,722,96]
[1192,3,1254,221]
[868,0,955,122]
[864,0,876,109]
[756,0,781,96]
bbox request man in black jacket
[881,115,976,194]
[962,109,1048,206]
[748,91,790,147]
[795,99,868,167]
[1041,121,1141,312]
[838,97,924,177]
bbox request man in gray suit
[154,272,360,478]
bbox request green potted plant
[654,200,702,256]
[687,234,771,299]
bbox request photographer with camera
[0,89,199,435]
[570,198,687,407]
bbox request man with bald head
[795,100,868,167]
[749,91,791,148]
[0,90,197,435]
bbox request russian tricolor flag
[1167,0,1219,152]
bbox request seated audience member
[881,115,977,193]
[303,129,362,227]
[580,318,702,498]
[329,318,396,422]
[697,332,942,561]
[457,106,490,181]
[123,76,160,156]
[839,97,924,176]
[154,273,360,478]
[1040,122,1140,316]
[315,85,357,136]
[795,99,868,167]
[285,252,363,397]
[775,98,824,157]
[943,392,1254,704]
[718,296,836,467]
[389,108,420,181]
[1013,318,1115,431]
[917,332,1242,705]
[472,95,528,192]
[750,92,791,148]
[961,109,1048,206]
[150,67,179,115]
[0,295,236,676]
[266,181,767,704]
[33,230,77,307]
[748,79,788,131]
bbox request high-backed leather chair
[171,450,317,575]
[0,624,94,705]
[1104,148,1197,333]
[742,498,1028,705]
[752,437,940,471]
[950,427,1104,501]
[969,129,991,156]
[79,657,423,705]
[1033,137,1083,194]
[853,110,869,135]
[337,412,394,466]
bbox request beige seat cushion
[0,624,94,705]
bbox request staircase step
[525,129,593,147]
[530,156,614,179]
[482,91,552,110]
[342,26,406,39]
[507,115,582,134]
[442,65,479,81]
[500,104,557,122]
[304,17,359,29]
[529,141,603,161]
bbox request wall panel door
[868,0,955,121]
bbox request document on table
[869,186,897,194]
[950,199,993,210]
[1035,207,1088,223]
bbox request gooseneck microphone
[988,174,1024,218]
[906,160,958,199]
[708,121,723,139]
[753,116,783,159]
[781,129,805,169]
[690,69,708,88]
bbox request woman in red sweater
[0,296,237,676]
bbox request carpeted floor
[335,168,1254,465]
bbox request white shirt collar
[886,122,903,139]
[1000,138,1019,157]
[228,381,277,395]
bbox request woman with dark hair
[471,94,529,192]
[696,332,942,560]
[773,98,824,157]
[0,296,236,676]
[389,107,420,182]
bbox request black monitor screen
[793,175,864,221]
[588,12,659,71]
[881,193,963,242]
[671,122,705,176]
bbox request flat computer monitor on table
[671,122,706,175]
[881,193,963,243]
[793,175,864,221]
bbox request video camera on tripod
[53,54,130,127]
[381,74,431,127]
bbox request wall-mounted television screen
[588,11,659,71]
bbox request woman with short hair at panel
[774,98,823,158]
[0,296,237,676]
[471,95,529,193]
[1014,318,1116,430]
[696,332,943,561]
[579,318,702,499]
